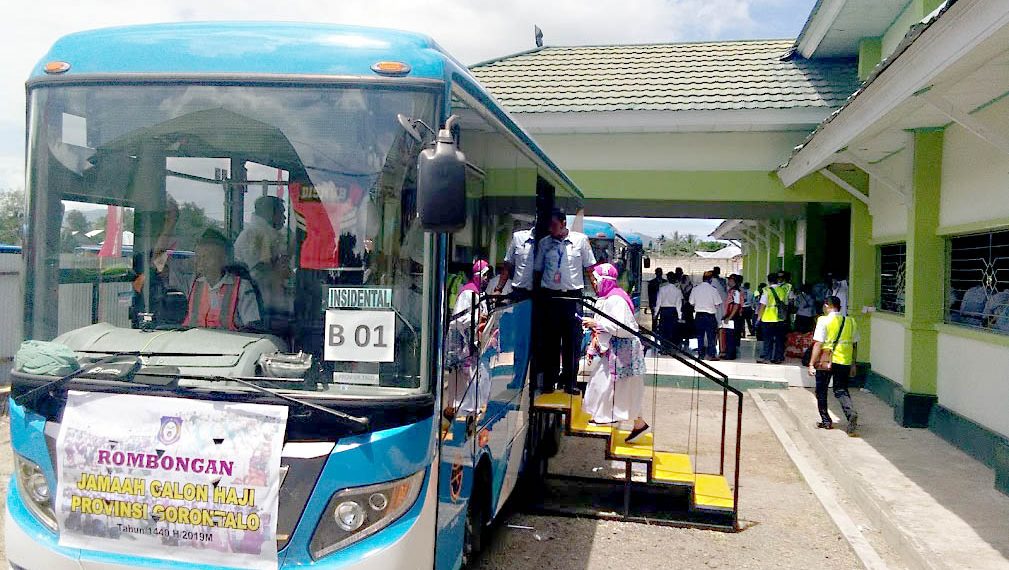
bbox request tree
[0,188,24,245]
[64,209,89,233]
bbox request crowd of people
[646,266,851,364]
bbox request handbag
[808,317,845,370]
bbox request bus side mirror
[418,121,466,233]
[644,256,651,269]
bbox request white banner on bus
[55,391,288,570]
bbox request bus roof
[582,219,617,240]
[30,22,583,200]
[29,22,448,80]
[620,232,644,246]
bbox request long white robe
[445,289,488,413]
[582,295,645,423]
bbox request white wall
[870,317,907,388]
[937,332,1009,439]
[870,175,908,238]
[533,131,811,172]
[882,0,922,60]
[940,110,1009,228]
[0,253,23,380]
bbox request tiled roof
[469,40,860,113]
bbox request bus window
[24,83,438,396]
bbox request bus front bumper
[5,471,437,570]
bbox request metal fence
[0,251,134,383]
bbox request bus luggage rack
[525,298,742,532]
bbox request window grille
[947,229,1009,334]
[879,243,906,313]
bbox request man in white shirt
[827,273,850,316]
[689,271,723,360]
[655,271,683,349]
[494,225,536,299]
[533,208,596,393]
[234,196,289,326]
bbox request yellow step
[609,430,654,460]
[534,392,580,412]
[693,474,734,511]
[651,452,694,485]
[570,409,615,437]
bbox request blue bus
[8,22,582,570]
[580,220,643,311]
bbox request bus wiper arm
[216,375,371,432]
[139,372,370,432]
[13,352,135,406]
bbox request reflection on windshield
[25,84,437,396]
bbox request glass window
[25,83,438,395]
[947,229,1009,334]
[878,243,906,314]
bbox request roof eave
[795,0,849,59]
[778,0,1004,187]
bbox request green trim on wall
[567,170,855,204]
[873,310,907,325]
[935,323,1009,348]
[870,235,908,245]
[653,374,787,392]
[851,200,874,355]
[936,218,1009,236]
[484,168,537,197]
[858,37,883,81]
[903,129,945,396]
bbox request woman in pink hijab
[582,263,649,442]
[445,260,491,416]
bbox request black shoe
[757,359,769,364]
[563,387,580,396]
[815,421,833,429]
[625,423,651,443]
[846,415,859,436]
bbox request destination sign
[328,288,393,310]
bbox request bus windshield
[24,83,438,396]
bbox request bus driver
[183,229,263,331]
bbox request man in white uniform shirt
[493,224,536,299]
[234,196,289,328]
[533,208,596,394]
[655,271,683,349]
[689,271,723,360]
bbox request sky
[0,0,815,237]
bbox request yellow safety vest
[761,283,792,323]
[823,313,858,365]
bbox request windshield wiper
[138,372,371,433]
[13,352,137,406]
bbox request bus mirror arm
[417,115,466,233]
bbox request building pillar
[849,199,874,358]
[898,129,944,427]
[804,203,826,282]
[766,222,779,279]
[783,220,802,281]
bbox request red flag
[98,205,123,258]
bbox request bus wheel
[462,481,488,567]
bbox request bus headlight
[14,455,57,532]
[310,470,425,559]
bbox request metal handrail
[576,298,743,528]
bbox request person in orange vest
[183,229,263,331]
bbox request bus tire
[462,464,490,568]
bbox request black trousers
[761,321,787,362]
[741,307,755,336]
[815,364,857,424]
[541,291,582,392]
[658,307,678,349]
[724,316,744,359]
[695,312,718,358]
